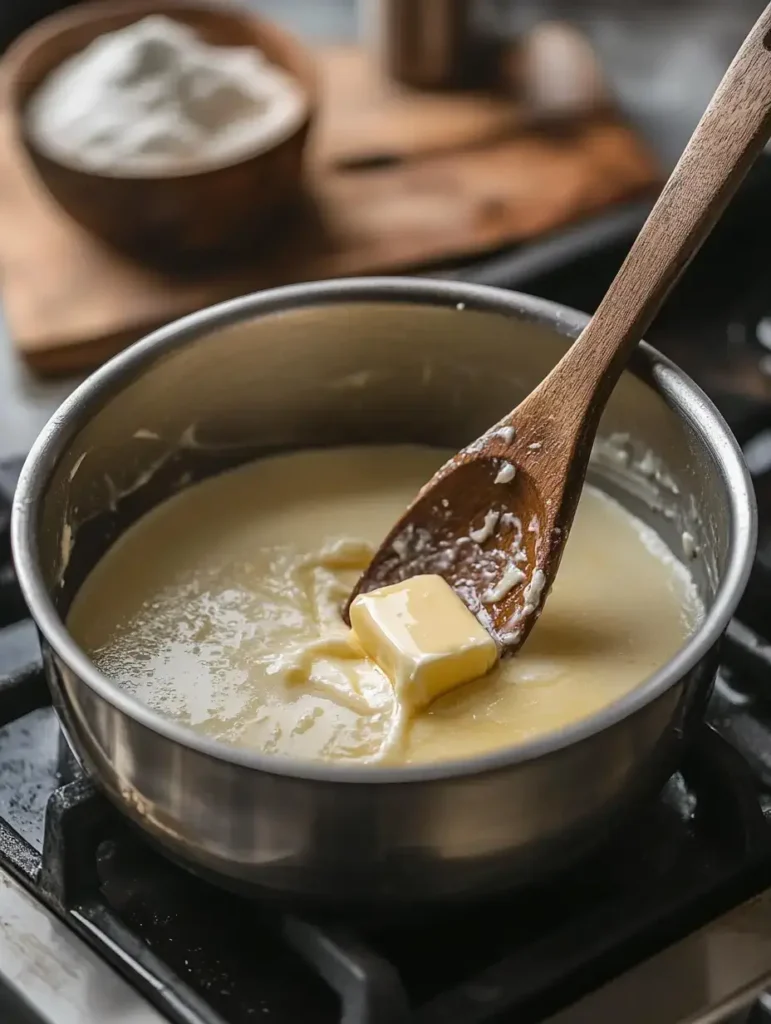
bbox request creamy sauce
[68,445,703,766]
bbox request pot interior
[33,294,732,638]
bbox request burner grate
[11,722,771,1024]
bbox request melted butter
[67,445,704,766]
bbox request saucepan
[10,278,756,908]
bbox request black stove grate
[1,701,771,1024]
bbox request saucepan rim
[10,277,758,784]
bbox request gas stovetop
[6,167,771,1024]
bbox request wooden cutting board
[0,43,659,376]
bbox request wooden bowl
[4,0,317,265]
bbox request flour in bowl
[25,15,307,175]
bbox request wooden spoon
[345,5,771,653]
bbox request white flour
[25,15,306,175]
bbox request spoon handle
[552,3,771,417]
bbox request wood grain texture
[349,3,771,654]
[0,38,658,375]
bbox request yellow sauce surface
[68,446,703,765]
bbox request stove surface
[6,168,771,1022]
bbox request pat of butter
[349,575,498,710]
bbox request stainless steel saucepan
[11,278,756,907]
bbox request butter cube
[349,575,498,710]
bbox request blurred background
[4,0,767,165]
[1,0,770,464]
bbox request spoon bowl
[346,442,548,648]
